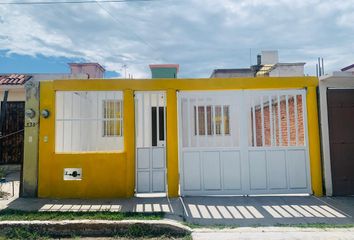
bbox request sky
[0,0,354,78]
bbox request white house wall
[0,88,26,112]
[270,65,304,77]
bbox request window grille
[103,100,123,137]
[180,92,238,149]
[55,91,124,153]
[249,92,305,147]
[194,105,230,136]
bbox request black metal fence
[0,101,25,165]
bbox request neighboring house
[210,50,306,78]
[0,74,31,165]
[210,68,254,78]
[0,63,105,166]
[149,64,179,78]
[319,65,354,196]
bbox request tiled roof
[0,74,32,85]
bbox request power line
[95,0,168,63]
[0,0,163,5]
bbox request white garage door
[178,90,311,196]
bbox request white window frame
[193,104,231,136]
[102,99,123,137]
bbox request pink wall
[69,63,105,79]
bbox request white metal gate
[135,91,166,193]
[178,90,311,196]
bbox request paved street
[192,227,354,240]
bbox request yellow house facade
[33,76,322,198]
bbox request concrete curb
[0,219,192,238]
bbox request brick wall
[253,95,304,146]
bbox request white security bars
[55,91,123,153]
[135,92,166,148]
[179,92,240,149]
[248,92,305,147]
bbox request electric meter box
[64,168,82,180]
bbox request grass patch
[0,210,192,239]
[0,209,164,221]
[0,225,191,240]
[0,226,46,240]
[182,222,240,229]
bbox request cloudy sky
[0,0,353,78]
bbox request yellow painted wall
[123,89,135,197]
[38,77,323,198]
[166,89,179,197]
[39,153,127,198]
[307,87,323,196]
[38,82,128,198]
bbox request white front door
[178,90,311,196]
[135,91,166,193]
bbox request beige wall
[0,88,26,102]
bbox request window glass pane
[215,106,222,135]
[223,106,230,135]
[198,106,205,135]
[151,106,157,146]
[159,107,165,141]
[103,100,122,137]
[206,106,213,135]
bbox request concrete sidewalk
[1,195,353,227]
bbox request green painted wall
[151,68,178,79]
[22,80,39,197]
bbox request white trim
[302,90,313,194]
